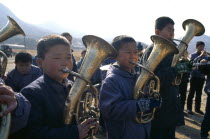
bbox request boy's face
[116,42,138,72]
[155,24,174,41]
[196,44,204,52]
[39,45,73,83]
[15,62,31,75]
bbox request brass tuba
[0,16,25,42]
[172,19,205,85]
[205,51,210,57]
[62,35,117,136]
[132,35,179,123]
[0,16,25,139]
[0,50,10,139]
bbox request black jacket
[140,44,184,128]
[20,74,79,139]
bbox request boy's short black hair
[137,42,143,51]
[37,35,70,59]
[196,41,205,47]
[81,50,86,55]
[15,51,32,63]
[111,35,136,53]
[155,16,175,30]
[61,32,72,38]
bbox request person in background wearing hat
[135,42,144,75]
[77,50,87,70]
[187,41,208,115]
[137,42,144,60]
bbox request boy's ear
[155,29,160,35]
[36,58,43,68]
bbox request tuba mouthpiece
[61,67,70,73]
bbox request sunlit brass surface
[133,35,179,123]
[205,51,210,57]
[0,16,25,139]
[172,19,205,85]
[0,51,10,139]
[63,35,117,126]
[0,16,25,42]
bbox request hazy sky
[1,0,209,44]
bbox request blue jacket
[194,64,210,95]
[76,57,84,70]
[101,58,116,66]
[101,58,116,81]
[5,65,42,92]
[140,45,184,128]
[68,55,78,81]
[32,55,38,66]
[90,68,102,84]
[10,93,31,134]
[76,57,102,84]
[20,74,78,139]
[99,64,150,139]
[190,52,208,79]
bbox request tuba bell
[62,35,117,137]
[0,16,25,139]
[132,35,179,123]
[172,19,205,85]
[0,16,25,42]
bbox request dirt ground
[7,49,210,139]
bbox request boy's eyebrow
[121,47,137,51]
[50,53,72,57]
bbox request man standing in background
[187,41,208,115]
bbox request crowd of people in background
[0,16,210,139]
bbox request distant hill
[0,3,85,49]
[187,35,210,54]
[0,3,55,49]
[141,35,210,55]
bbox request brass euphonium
[0,16,25,139]
[0,16,25,42]
[62,35,117,135]
[132,35,179,123]
[172,19,205,85]
[205,51,210,57]
[0,50,10,139]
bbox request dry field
[7,49,82,72]
[7,49,210,139]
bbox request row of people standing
[1,26,166,139]
[2,34,97,139]
[0,16,209,139]
[179,41,209,116]
[178,41,210,139]
[100,16,186,139]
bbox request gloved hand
[174,61,193,73]
[136,98,161,112]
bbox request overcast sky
[1,0,209,44]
